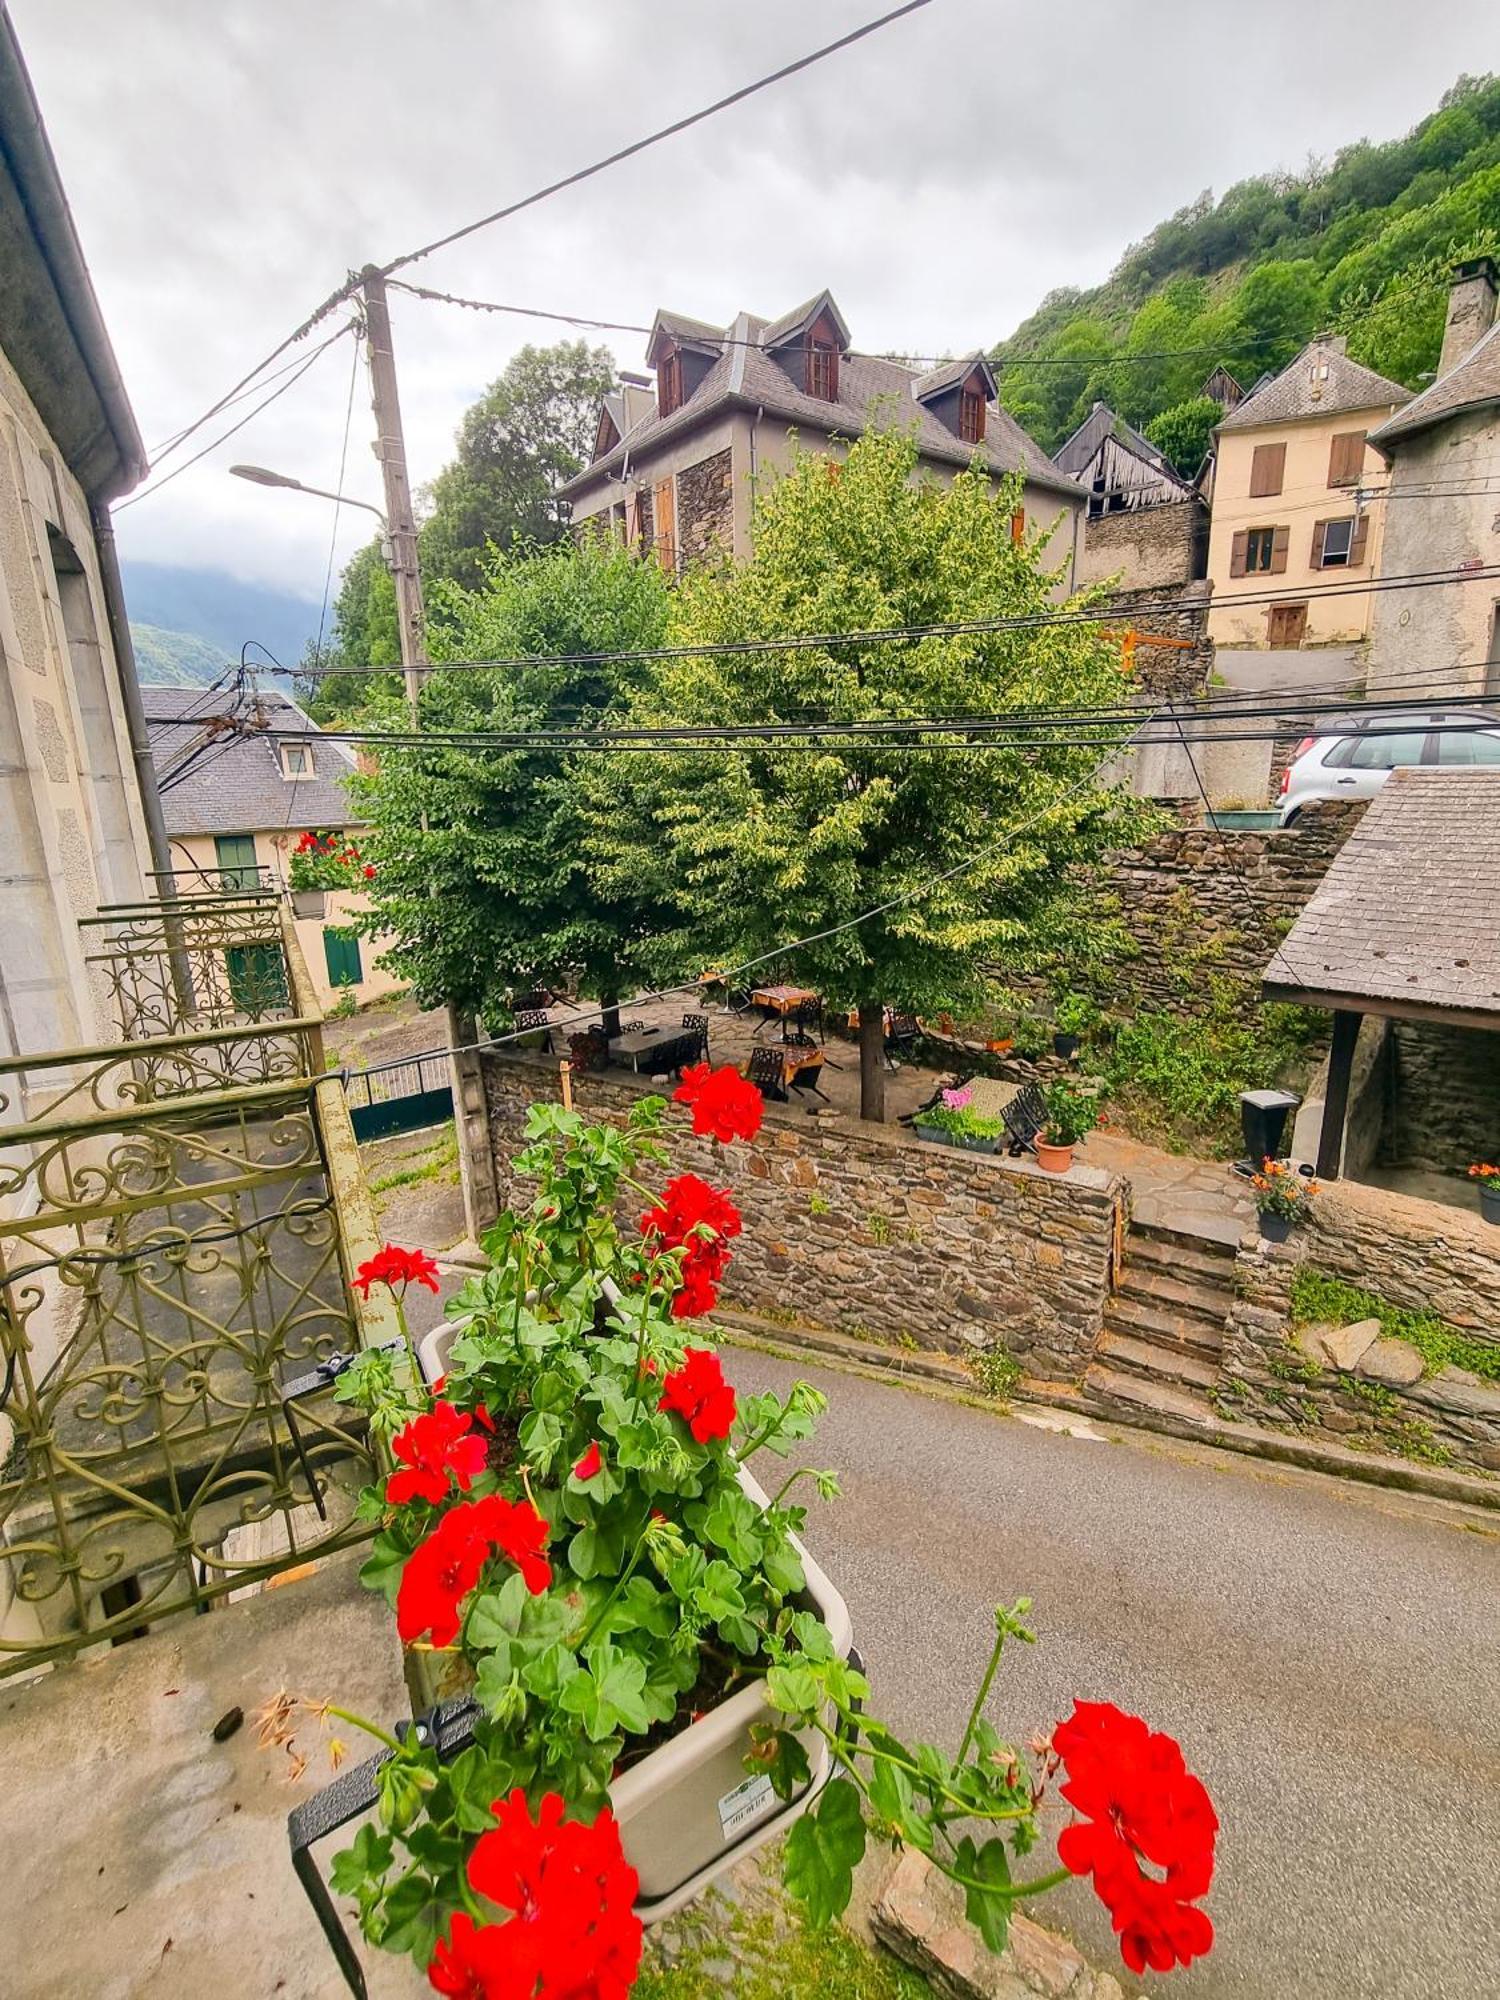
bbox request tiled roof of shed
[1263,768,1500,1020]
[142,685,359,837]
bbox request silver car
[1277,708,1500,824]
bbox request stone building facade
[1076,497,1208,595]
[480,1051,1123,1381]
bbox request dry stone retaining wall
[480,1052,1124,1381]
[1220,1180,1500,1473]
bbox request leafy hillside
[994,73,1500,462]
[128,623,232,687]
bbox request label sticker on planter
[717,1773,777,1842]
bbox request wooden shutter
[1010,507,1025,545]
[1310,520,1328,569]
[322,926,362,989]
[1350,513,1370,566]
[653,477,676,573]
[1249,442,1285,497]
[1328,430,1365,488]
[1230,529,1248,579]
[1270,525,1290,574]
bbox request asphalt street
[725,1346,1500,2000]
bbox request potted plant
[1051,992,1097,1061]
[1035,1076,1102,1173]
[914,1084,1005,1154]
[1250,1158,1319,1242]
[277,1070,1220,1995]
[1467,1162,1500,1226]
[287,829,376,916]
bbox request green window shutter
[322,926,363,989]
[213,834,259,892]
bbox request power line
[383,2,933,276]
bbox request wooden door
[1268,603,1307,649]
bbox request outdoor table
[750,985,818,1038]
[612,1027,697,1076]
[781,1045,827,1094]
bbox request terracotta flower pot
[1034,1136,1074,1174]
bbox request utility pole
[358,263,499,1241]
[359,264,427,726]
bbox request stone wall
[1113,579,1214,701]
[1384,1020,1500,1174]
[480,1051,1124,1381]
[1094,799,1366,1013]
[676,448,734,569]
[1220,1179,1500,1473]
[1077,497,1208,595]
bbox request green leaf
[328,1823,392,1894]
[783,1778,866,1928]
[749,1723,812,1803]
[465,1573,528,1651]
[519,1409,563,1463]
[358,1530,409,1610]
[696,1559,747,1624]
[559,1642,653,1740]
[766,1663,820,1716]
[956,1836,1012,1955]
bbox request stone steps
[1114,1264,1234,1330]
[1126,1229,1240,1286]
[1082,1361,1218,1428]
[1103,1292,1225,1358]
[1097,1328,1221,1392]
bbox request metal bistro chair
[514,1007,553,1053]
[746,1045,789,1103]
[789,995,824,1043]
[1001,1083,1048,1157]
[680,1011,710,1062]
[884,1012,920,1071]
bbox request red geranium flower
[1053,1700,1217,1975]
[463,1791,642,2000]
[659,1346,737,1444]
[396,1495,552,1646]
[352,1242,441,1298]
[640,1173,742,1319]
[427,1911,516,1997]
[363,863,377,879]
[386,1401,489,1508]
[573,1441,602,1481]
[673,1063,764,1144]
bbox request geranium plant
[1040,1076,1103,1148]
[293,1064,1217,1991]
[1467,1162,1500,1193]
[288,828,378,890]
[1250,1158,1319,1222]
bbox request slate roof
[1217,338,1409,433]
[1368,318,1500,451]
[1053,401,1186,486]
[1263,768,1500,1021]
[560,300,1081,504]
[141,685,359,837]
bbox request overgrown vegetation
[1099,989,1320,1155]
[1290,1269,1500,1383]
[993,73,1500,450]
[968,1348,1023,1401]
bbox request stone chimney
[1438,256,1498,377]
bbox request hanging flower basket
[291,888,327,919]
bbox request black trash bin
[1237,1088,1301,1174]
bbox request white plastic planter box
[291,888,327,918]
[416,1319,852,1920]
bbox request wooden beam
[1261,985,1500,1035]
[1316,1008,1361,1180]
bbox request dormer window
[806,339,838,402]
[280,740,313,780]
[658,348,683,418]
[959,386,987,445]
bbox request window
[1248,441,1285,497]
[805,340,838,402]
[1231,524,1287,577]
[657,348,683,418]
[322,926,363,991]
[1312,516,1367,569]
[225,943,288,1015]
[1434,729,1500,765]
[1346,731,1427,771]
[1328,430,1366,488]
[959,387,986,445]
[213,833,259,892]
[280,740,313,779]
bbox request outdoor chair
[790,995,824,1042]
[514,988,552,1012]
[884,1012,920,1070]
[514,1007,553,1052]
[745,1046,789,1102]
[680,1012,710,1061]
[1001,1083,1047,1157]
[619,1018,645,1035]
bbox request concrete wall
[1221,1180,1500,1473]
[165,827,404,1012]
[1077,498,1207,592]
[0,340,151,1066]
[1366,407,1500,696]
[1207,405,1398,647]
[480,1051,1125,1381]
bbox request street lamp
[229,462,389,540]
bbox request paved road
[726,1347,1500,2000]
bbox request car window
[1435,730,1500,764]
[1321,736,1355,768]
[1347,732,1427,770]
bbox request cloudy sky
[14,0,1500,612]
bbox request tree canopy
[599,429,1152,1119]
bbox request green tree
[420,341,616,591]
[349,538,673,1025]
[1144,396,1221,477]
[608,430,1151,1121]
[299,536,401,722]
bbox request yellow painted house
[1207,337,1409,649]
